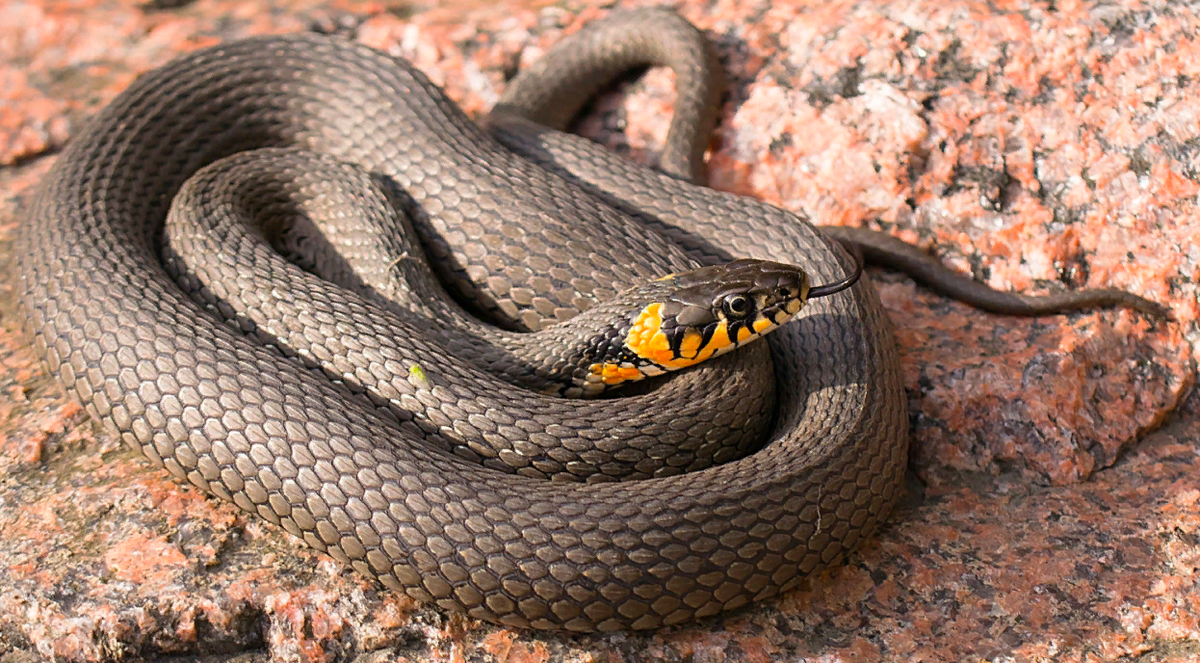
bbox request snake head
[576,259,810,393]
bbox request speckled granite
[0,0,1196,660]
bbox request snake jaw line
[557,260,810,395]
[614,264,810,380]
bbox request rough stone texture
[0,0,1196,661]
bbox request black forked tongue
[807,240,864,300]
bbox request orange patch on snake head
[678,330,703,359]
[673,327,728,368]
[707,323,731,353]
[626,304,734,370]
[626,303,673,363]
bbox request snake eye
[776,286,793,301]
[722,294,751,319]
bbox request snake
[16,8,1167,632]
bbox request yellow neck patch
[626,303,738,370]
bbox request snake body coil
[19,12,908,631]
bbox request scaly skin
[17,8,1162,631]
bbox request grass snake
[16,8,1166,632]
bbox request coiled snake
[16,8,1164,631]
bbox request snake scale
[17,8,1164,631]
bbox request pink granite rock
[0,0,1195,660]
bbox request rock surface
[0,0,1196,661]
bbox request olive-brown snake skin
[17,8,1164,631]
